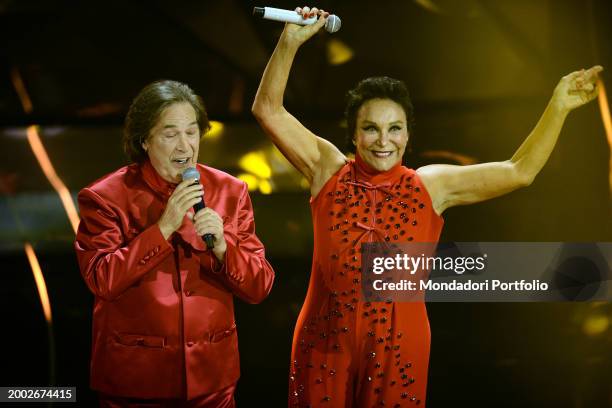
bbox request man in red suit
[74,80,275,407]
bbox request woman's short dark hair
[123,80,210,163]
[344,76,415,153]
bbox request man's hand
[157,178,203,240]
[193,207,227,262]
[552,65,603,113]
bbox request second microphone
[182,167,215,249]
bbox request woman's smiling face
[353,98,409,171]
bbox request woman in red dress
[252,6,602,407]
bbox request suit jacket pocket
[210,323,236,343]
[115,332,166,348]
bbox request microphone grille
[181,167,200,182]
[325,15,341,33]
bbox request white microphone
[253,6,341,33]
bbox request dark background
[1,0,611,406]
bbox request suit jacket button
[186,341,194,347]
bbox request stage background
[1,0,611,406]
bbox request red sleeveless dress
[289,154,444,407]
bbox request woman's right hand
[281,6,330,47]
[157,178,203,240]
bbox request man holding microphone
[75,80,274,407]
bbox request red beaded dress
[289,154,444,408]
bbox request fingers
[172,184,203,207]
[193,208,224,236]
[183,195,203,211]
[172,194,203,223]
[295,6,311,18]
[193,207,223,223]
[566,65,603,85]
[174,178,198,192]
[283,6,331,46]
[194,220,222,235]
[171,179,202,204]
[584,81,600,103]
[314,12,327,29]
[296,6,330,19]
[158,182,203,235]
[572,78,595,93]
[303,8,328,34]
[165,183,203,224]
[559,65,603,103]
[583,65,604,82]
[311,8,330,18]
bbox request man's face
[143,102,200,183]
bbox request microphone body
[253,6,341,33]
[182,167,214,249]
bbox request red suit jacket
[74,160,275,399]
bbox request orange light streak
[26,125,80,233]
[24,243,52,323]
[13,68,58,385]
[10,68,33,114]
[597,79,612,199]
[598,79,612,145]
[11,68,80,233]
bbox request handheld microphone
[253,6,341,33]
[181,167,214,249]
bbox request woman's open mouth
[371,151,393,158]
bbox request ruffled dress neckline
[354,153,404,185]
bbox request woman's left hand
[192,207,227,262]
[552,65,603,113]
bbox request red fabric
[98,383,236,407]
[289,155,444,407]
[75,160,274,400]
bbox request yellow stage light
[239,151,272,179]
[258,179,272,195]
[582,314,609,337]
[326,38,353,66]
[202,121,224,140]
[237,173,259,191]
